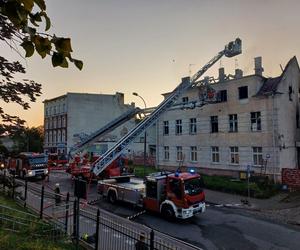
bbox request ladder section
[69,107,141,156]
[92,38,242,176]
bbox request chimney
[235,69,243,79]
[218,67,225,82]
[254,56,264,76]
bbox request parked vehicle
[98,170,205,220]
[7,152,48,179]
[48,153,68,169]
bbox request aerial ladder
[92,38,242,177]
[68,107,142,158]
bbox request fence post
[76,198,80,250]
[73,199,77,237]
[24,179,28,207]
[12,174,15,199]
[150,230,154,250]
[40,185,44,219]
[65,192,70,234]
[95,209,100,250]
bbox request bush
[202,175,278,199]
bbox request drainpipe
[271,93,277,183]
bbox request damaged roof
[256,56,299,96]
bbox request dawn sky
[2,0,300,127]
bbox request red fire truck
[48,153,68,169]
[98,170,205,220]
[7,152,48,179]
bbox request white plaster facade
[156,57,300,180]
[43,92,155,156]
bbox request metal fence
[0,171,201,250]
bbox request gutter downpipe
[271,93,277,183]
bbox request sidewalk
[204,188,300,226]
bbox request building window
[189,118,197,134]
[176,146,183,161]
[211,146,219,163]
[230,147,239,164]
[239,86,248,99]
[163,121,169,135]
[229,114,238,132]
[182,96,189,104]
[251,112,261,131]
[164,146,169,160]
[218,90,227,102]
[175,119,182,135]
[253,147,263,166]
[62,130,65,142]
[190,146,197,162]
[211,116,218,133]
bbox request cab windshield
[28,156,48,165]
[184,178,203,196]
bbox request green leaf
[20,40,34,57]
[32,36,51,58]
[40,12,51,31]
[60,58,69,68]
[52,52,64,67]
[74,59,83,70]
[54,38,73,56]
[21,0,34,12]
[34,0,46,10]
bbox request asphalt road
[44,171,300,250]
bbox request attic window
[182,97,189,104]
[239,86,248,99]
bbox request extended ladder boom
[69,107,141,157]
[92,38,242,176]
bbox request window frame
[229,114,238,132]
[189,118,197,135]
[190,146,197,162]
[251,112,261,131]
[253,147,263,166]
[164,146,170,161]
[176,146,183,161]
[211,146,220,163]
[211,116,219,133]
[175,119,182,135]
[230,146,239,164]
[163,121,169,136]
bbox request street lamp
[132,92,147,177]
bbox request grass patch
[131,165,157,178]
[0,195,78,250]
[202,175,279,199]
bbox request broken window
[211,116,218,133]
[218,90,227,102]
[229,114,238,132]
[175,119,182,135]
[251,112,261,131]
[239,86,248,99]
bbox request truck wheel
[162,205,175,221]
[107,191,117,204]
